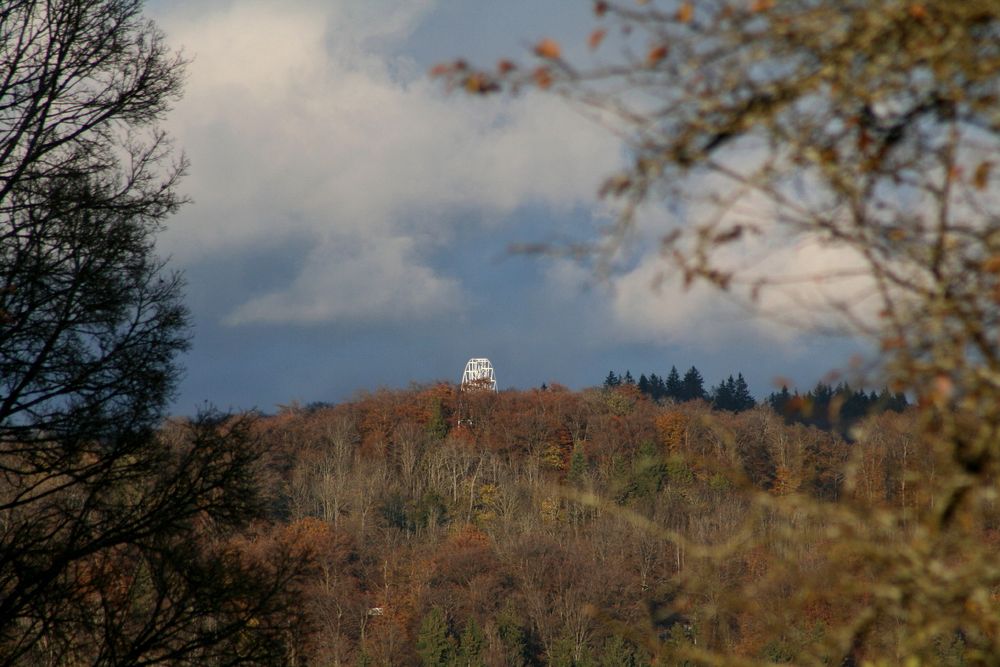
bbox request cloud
[224,234,461,325]
[606,196,878,346]
[154,0,619,326]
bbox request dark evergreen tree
[768,385,793,415]
[680,366,707,402]
[648,372,665,400]
[733,373,756,411]
[638,373,650,396]
[806,382,835,429]
[712,376,737,411]
[665,366,683,401]
[623,370,635,385]
[878,387,909,412]
[603,371,621,388]
[839,383,870,424]
[496,601,529,667]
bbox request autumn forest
[5,0,1000,665]
[233,379,951,665]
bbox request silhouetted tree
[0,1,306,662]
[648,372,665,401]
[680,367,707,402]
[732,373,756,412]
[768,386,793,417]
[711,376,737,411]
[665,366,683,402]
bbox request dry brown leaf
[751,0,775,11]
[908,3,928,19]
[589,29,607,50]
[428,63,451,77]
[599,174,632,197]
[533,66,553,89]
[881,337,906,351]
[497,59,517,74]
[981,254,1000,273]
[594,1,609,16]
[713,226,743,244]
[974,161,993,190]
[677,2,694,23]
[535,38,561,59]
[646,44,668,65]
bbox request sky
[146,0,857,414]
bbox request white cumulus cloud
[154,0,619,325]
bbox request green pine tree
[496,602,529,667]
[426,397,449,441]
[548,635,577,667]
[417,606,454,666]
[599,636,638,667]
[568,445,588,486]
[456,618,485,666]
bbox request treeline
[603,366,755,412]
[767,382,909,434]
[603,367,909,435]
[234,382,978,665]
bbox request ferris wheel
[460,358,497,392]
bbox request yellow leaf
[534,38,561,59]
[677,2,693,23]
[464,73,496,94]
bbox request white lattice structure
[461,358,497,392]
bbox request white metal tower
[461,358,497,392]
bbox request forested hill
[228,382,964,665]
